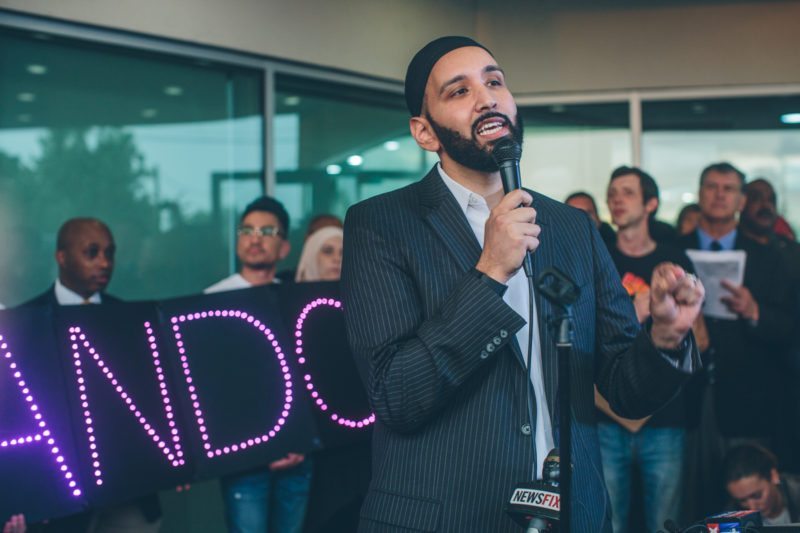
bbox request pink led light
[294,298,374,429]
[170,309,293,459]
[0,334,82,497]
[67,323,186,487]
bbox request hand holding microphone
[476,138,538,283]
[476,190,539,284]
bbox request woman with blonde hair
[295,224,368,532]
[294,226,343,282]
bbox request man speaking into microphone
[341,36,704,532]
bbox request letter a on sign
[0,333,82,498]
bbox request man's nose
[475,85,497,112]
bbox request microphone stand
[537,268,579,533]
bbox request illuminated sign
[0,283,368,523]
[169,310,294,458]
[0,333,81,498]
[67,323,186,489]
[294,298,374,429]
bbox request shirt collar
[437,163,489,216]
[697,227,737,251]
[55,278,102,305]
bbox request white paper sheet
[686,249,747,320]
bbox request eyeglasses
[237,225,284,238]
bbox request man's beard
[243,261,274,270]
[426,111,524,172]
[743,211,776,236]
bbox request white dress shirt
[55,278,102,305]
[204,273,281,294]
[438,164,554,478]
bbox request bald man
[20,217,120,307]
[17,218,161,533]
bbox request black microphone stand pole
[554,302,572,533]
[537,268,579,533]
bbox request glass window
[0,27,263,304]
[274,74,425,265]
[642,95,800,232]
[518,103,631,220]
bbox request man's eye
[451,88,467,97]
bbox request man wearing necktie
[677,163,794,511]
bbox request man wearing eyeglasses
[205,195,311,533]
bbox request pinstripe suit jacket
[342,167,697,532]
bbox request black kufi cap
[404,36,492,117]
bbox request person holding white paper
[677,163,794,450]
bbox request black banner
[0,282,371,523]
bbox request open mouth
[475,116,509,140]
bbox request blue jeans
[598,423,685,533]
[221,458,313,533]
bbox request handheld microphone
[506,449,560,532]
[491,137,533,278]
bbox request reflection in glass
[0,28,263,304]
[518,103,631,221]
[274,74,424,265]
[642,96,800,233]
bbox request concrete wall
[475,0,800,95]
[0,0,476,81]
[3,0,799,94]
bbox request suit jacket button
[480,350,489,359]
[499,329,508,338]
[486,343,495,352]
[493,336,502,345]
[521,423,532,436]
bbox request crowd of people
[2,197,360,533]
[3,33,799,533]
[3,170,798,533]
[566,163,799,531]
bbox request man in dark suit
[21,218,119,308]
[342,37,704,532]
[677,165,793,447]
[19,218,160,533]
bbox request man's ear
[645,197,659,216]
[409,116,440,153]
[735,192,747,214]
[279,240,291,261]
[770,468,780,485]
[55,250,66,268]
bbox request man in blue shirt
[677,163,793,450]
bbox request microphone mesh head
[491,137,522,164]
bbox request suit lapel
[417,171,558,419]
[418,168,483,273]
[417,168,529,368]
